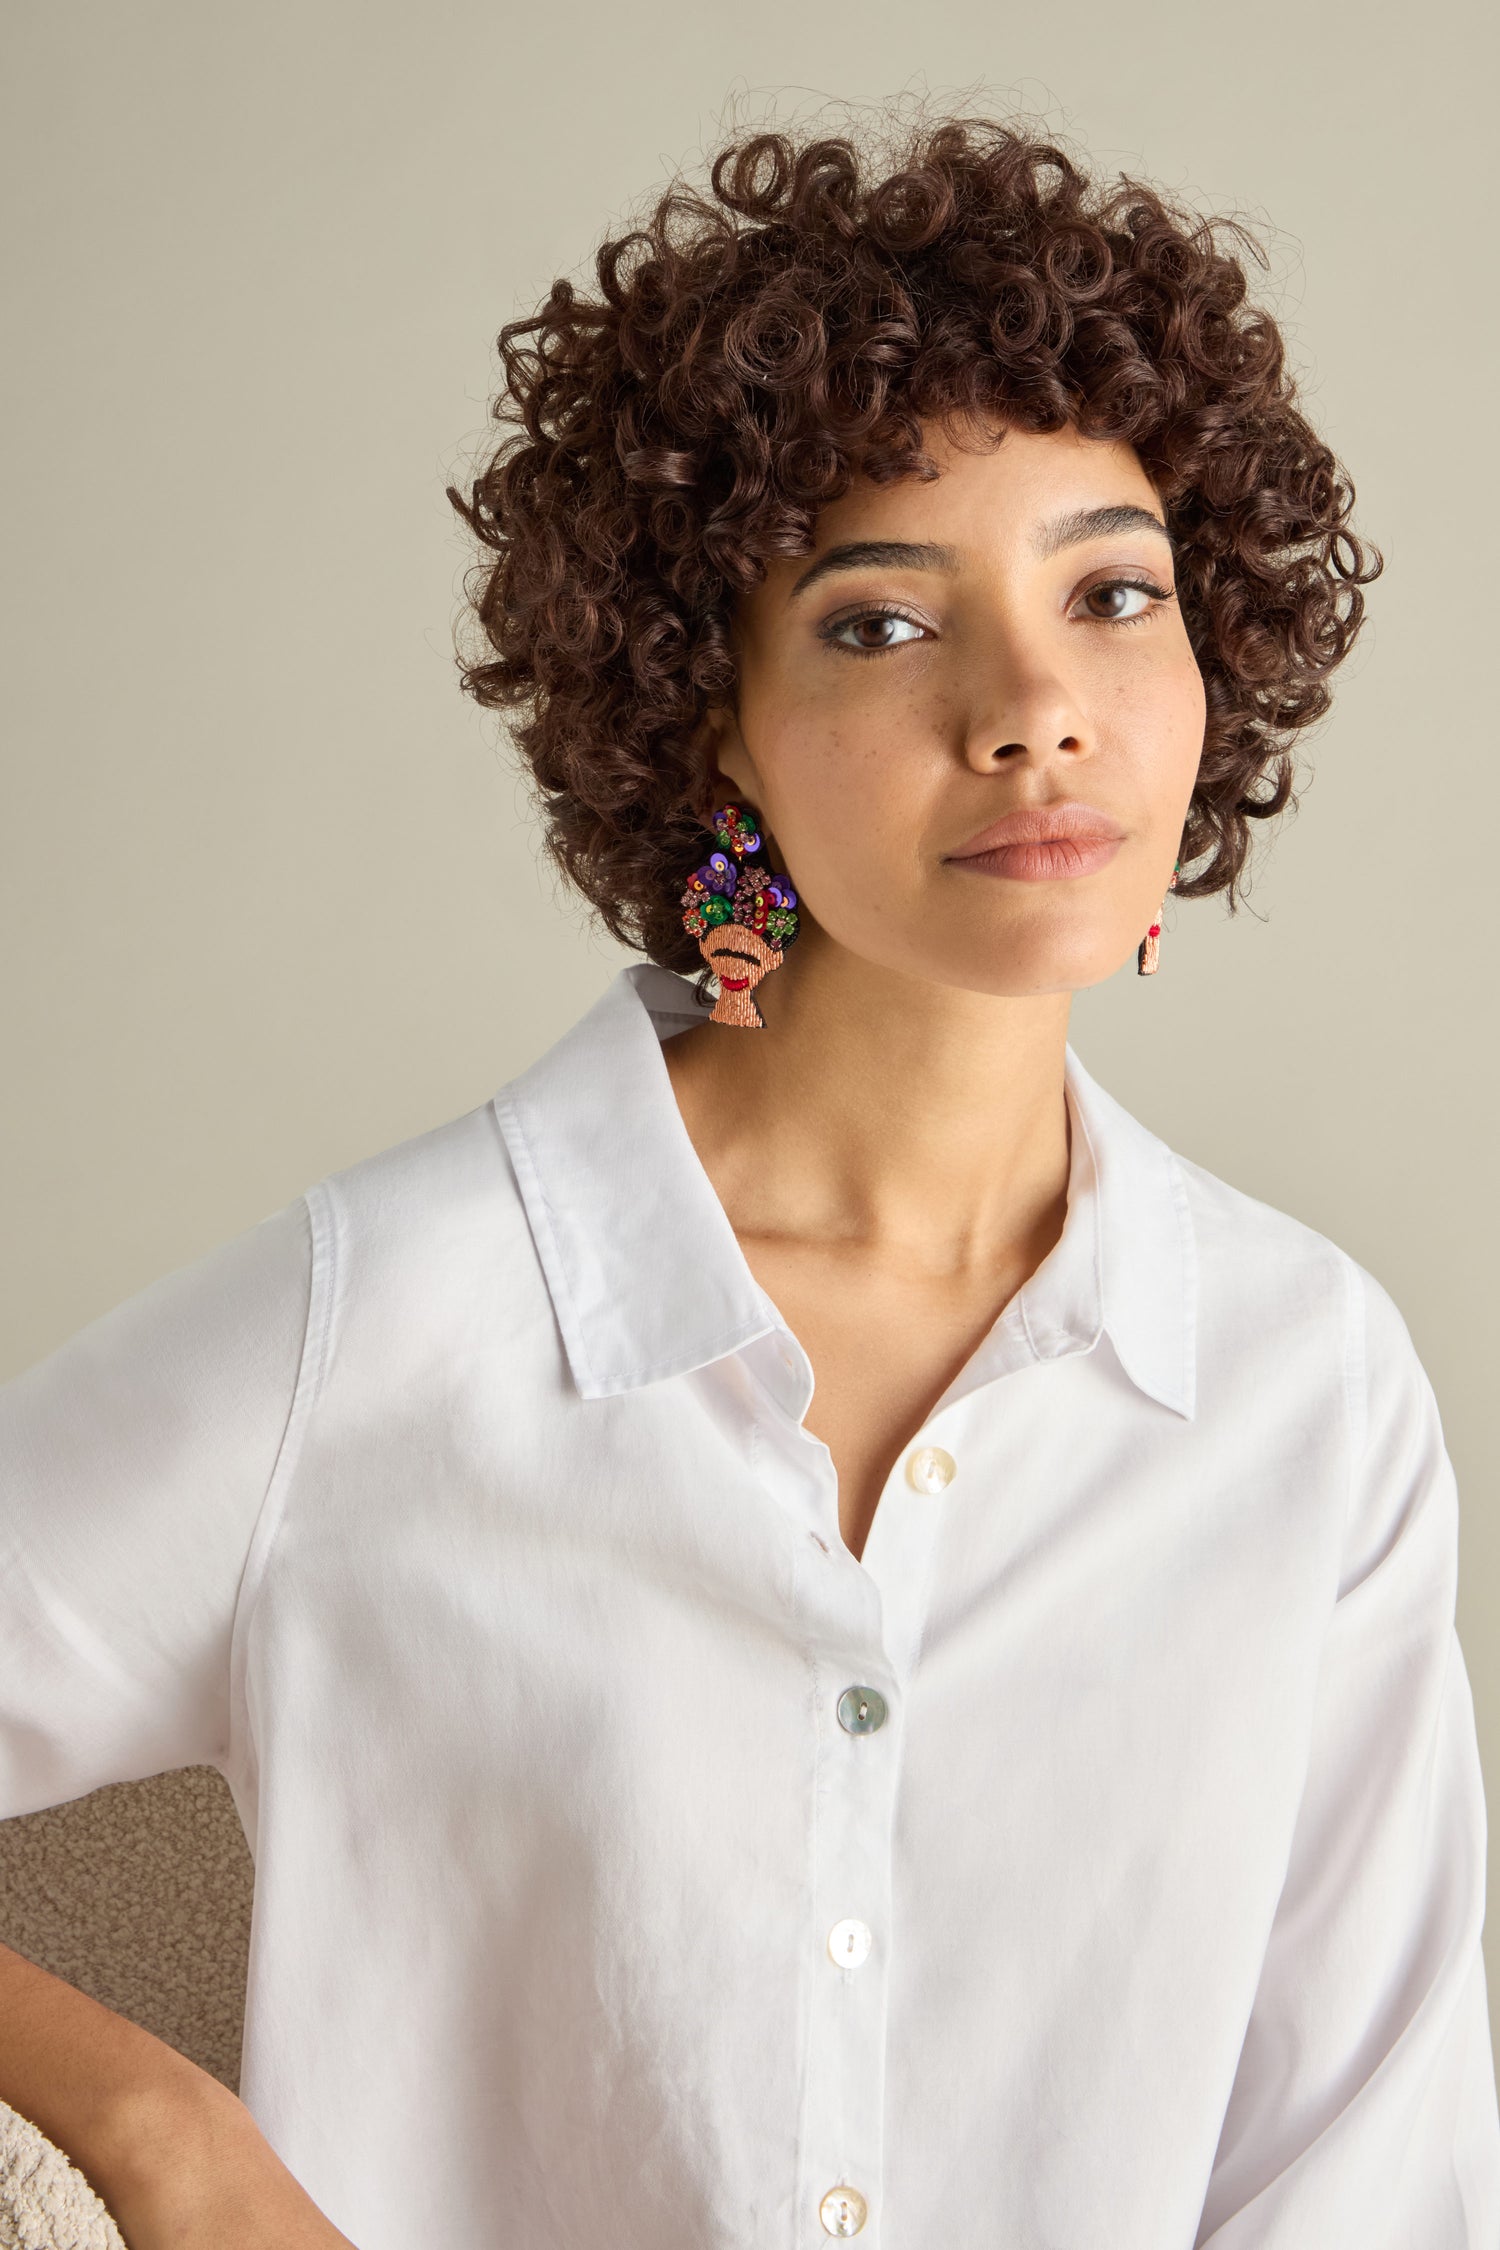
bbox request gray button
[837,1686,887,1735]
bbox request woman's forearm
[0,1936,213,2203]
[0,1938,356,2246]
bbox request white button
[906,1444,956,1494]
[819,2184,868,2235]
[827,1917,872,1969]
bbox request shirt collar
[493,961,1196,1420]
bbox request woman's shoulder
[298,1093,534,1297]
[1163,1135,1428,1419]
[1171,1139,1357,1281]
[315,1096,521,1225]
[1072,1051,1390,1355]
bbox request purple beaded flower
[680,804,800,950]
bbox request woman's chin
[884,928,1142,1000]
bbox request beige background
[3,0,1497,2097]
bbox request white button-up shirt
[3,959,1497,2247]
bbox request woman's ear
[691,702,757,820]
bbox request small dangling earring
[679,803,802,1028]
[1137,863,1181,977]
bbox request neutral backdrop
[4,0,1497,2079]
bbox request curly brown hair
[446,111,1380,980]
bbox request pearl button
[827,1917,873,1969]
[819,2184,869,2235]
[836,1685,887,1735]
[906,1443,956,1494]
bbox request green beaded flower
[680,803,801,950]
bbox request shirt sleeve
[1195,1260,1500,2246]
[0,1196,314,1820]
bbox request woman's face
[699,418,1207,997]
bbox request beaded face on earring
[1137,863,1181,976]
[680,803,800,1028]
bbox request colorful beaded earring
[680,803,801,1029]
[1137,863,1181,976]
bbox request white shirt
[2,958,1497,2248]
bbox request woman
[2,113,1496,2248]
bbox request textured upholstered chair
[0,1767,253,2248]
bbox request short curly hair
[447,110,1380,979]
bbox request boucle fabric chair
[0,2112,122,2250]
[0,1767,253,2248]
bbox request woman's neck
[661,934,1074,1286]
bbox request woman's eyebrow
[785,509,1171,603]
[787,540,961,601]
[1033,503,1173,558]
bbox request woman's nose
[960,658,1090,773]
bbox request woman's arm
[0,1196,314,1816]
[0,1939,356,2247]
[1195,1263,1500,2245]
[0,1195,328,2238]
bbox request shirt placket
[758,1345,965,2246]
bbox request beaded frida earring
[1137,863,1181,976]
[680,803,801,1029]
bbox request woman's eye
[1078,579,1167,623]
[824,609,928,653]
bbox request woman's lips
[950,834,1123,881]
[945,802,1125,882]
